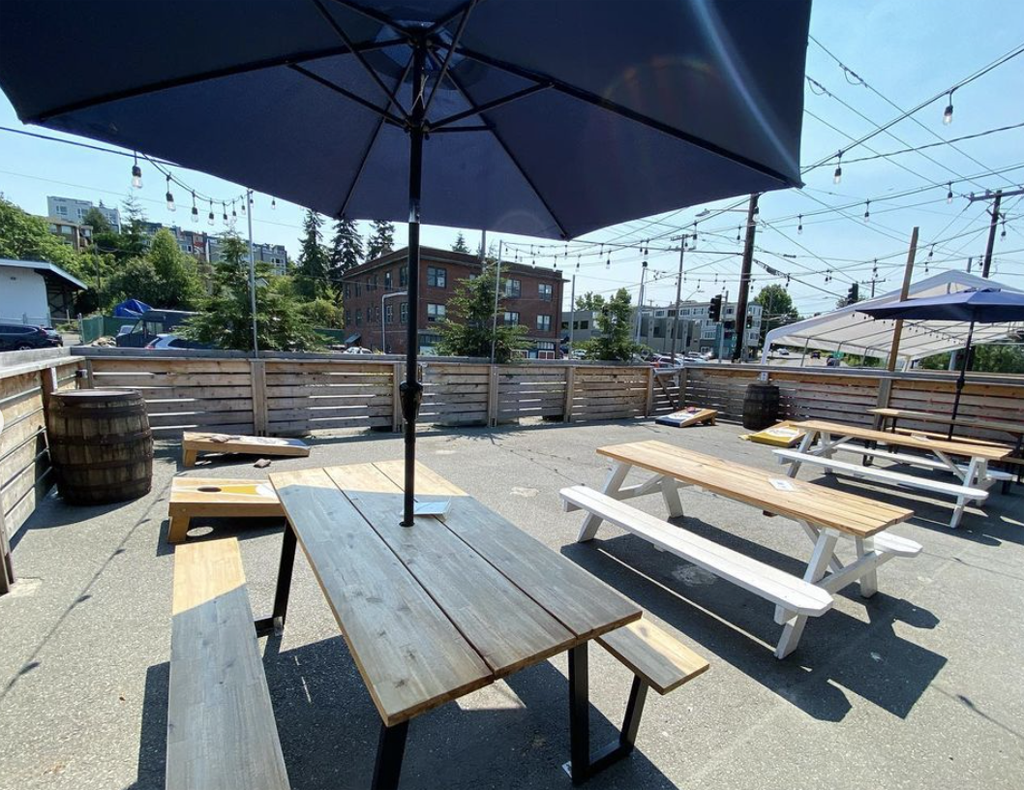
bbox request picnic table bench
[779,419,1012,528]
[255,460,707,788]
[561,440,919,659]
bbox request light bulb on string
[833,151,843,184]
[1001,218,1007,239]
[736,226,741,242]
[222,202,228,224]
[231,201,237,221]
[943,92,953,125]
[863,200,870,223]
[207,199,215,226]
[797,215,803,235]
[190,192,198,223]
[165,175,175,212]
[240,196,246,214]
[271,198,276,210]
[946,183,953,204]
[131,152,142,189]
[606,254,610,270]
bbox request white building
[209,238,290,276]
[0,259,88,326]
[46,196,121,233]
[639,301,763,357]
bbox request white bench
[561,485,834,658]
[775,448,988,529]
[828,443,1015,483]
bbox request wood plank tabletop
[868,408,1024,437]
[269,461,640,727]
[796,419,1012,461]
[597,440,912,537]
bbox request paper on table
[414,499,451,518]
[769,478,797,492]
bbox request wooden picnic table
[573,440,918,657]
[262,460,644,789]
[784,419,1013,528]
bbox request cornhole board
[168,477,283,544]
[740,422,807,448]
[181,431,310,467]
[655,407,718,428]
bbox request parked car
[0,323,61,351]
[42,327,64,346]
[826,356,841,367]
[144,334,211,350]
[810,350,821,359]
[777,348,790,356]
[342,346,374,355]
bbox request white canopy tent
[760,271,1024,368]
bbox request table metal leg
[371,720,409,790]
[255,523,297,636]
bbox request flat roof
[0,258,88,290]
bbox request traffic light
[847,283,859,304]
[708,294,723,322]
[745,313,753,329]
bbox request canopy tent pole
[400,40,427,526]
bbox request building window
[536,341,555,351]
[427,266,447,288]
[355,309,362,326]
[384,270,393,290]
[537,314,552,331]
[344,283,351,299]
[427,303,446,322]
[400,302,408,324]
[504,311,520,325]
[371,274,378,292]
[539,283,553,301]
[55,205,68,216]
[579,320,589,330]
[400,265,408,287]
[385,303,394,323]
[504,278,521,298]
[355,282,362,297]
[561,321,569,330]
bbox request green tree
[295,209,330,299]
[300,298,344,328]
[752,284,800,349]
[180,235,323,352]
[81,206,112,234]
[451,232,470,253]
[366,219,395,260]
[575,291,606,311]
[0,195,79,270]
[577,288,640,361]
[919,344,1024,374]
[147,228,203,308]
[329,218,363,284]
[436,263,530,362]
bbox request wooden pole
[885,227,919,372]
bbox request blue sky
[1,0,1022,317]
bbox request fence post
[677,368,687,408]
[392,362,403,432]
[873,375,894,429]
[644,366,655,416]
[564,365,576,423]
[487,365,500,427]
[250,360,268,436]
[0,407,10,595]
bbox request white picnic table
[779,419,1013,528]
[562,440,919,658]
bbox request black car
[0,323,62,351]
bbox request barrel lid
[54,389,140,400]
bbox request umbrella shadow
[561,524,944,723]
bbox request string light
[863,199,871,223]
[231,201,237,221]
[207,199,214,226]
[943,91,954,125]
[271,198,277,210]
[165,175,175,212]
[222,202,228,224]
[736,226,741,242]
[797,215,803,235]
[190,191,198,223]
[946,183,953,204]
[833,151,843,184]
[131,152,142,189]
[1001,217,1007,239]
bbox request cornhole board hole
[655,407,718,428]
[181,432,310,467]
[168,477,283,544]
[740,422,807,448]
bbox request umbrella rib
[450,45,798,187]
[429,84,551,130]
[308,0,411,122]
[443,68,571,239]
[28,41,403,123]
[421,0,478,120]
[289,65,405,127]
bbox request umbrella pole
[947,319,975,439]
[400,43,427,527]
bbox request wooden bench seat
[774,449,990,501]
[168,538,290,790]
[597,619,708,695]
[561,485,834,617]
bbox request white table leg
[855,537,877,597]
[660,476,684,519]
[775,529,839,659]
[787,430,817,479]
[577,461,631,542]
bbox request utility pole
[732,193,758,361]
[981,190,1001,278]
[568,273,576,355]
[669,238,685,359]
[246,188,258,358]
[718,288,729,363]
[634,260,648,343]
[489,239,502,363]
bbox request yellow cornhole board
[656,407,718,428]
[168,477,283,544]
[182,431,310,467]
[741,421,807,448]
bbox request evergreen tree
[329,218,363,293]
[752,284,800,349]
[578,288,640,361]
[295,209,330,299]
[366,219,395,260]
[451,232,470,253]
[436,263,530,362]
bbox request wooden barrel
[742,381,781,430]
[47,389,153,505]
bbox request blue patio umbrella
[0,0,811,525]
[860,288,1024,431]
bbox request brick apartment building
[342,247,566,357]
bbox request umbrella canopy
[0,0,811,524]
[858,288,1024,324]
